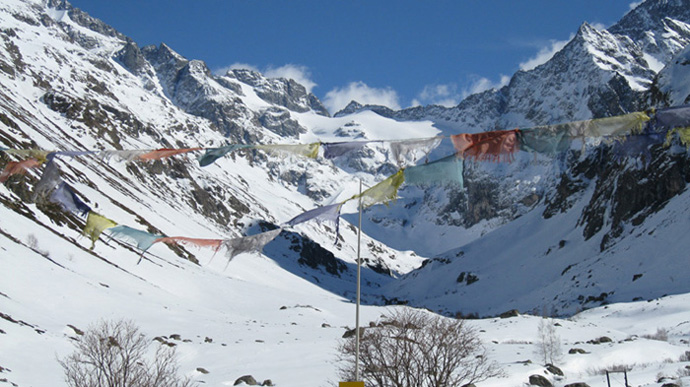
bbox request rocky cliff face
[2,0,690,319]
[0,0,420,296]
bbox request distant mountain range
[1,0,690,341]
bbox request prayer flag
[3,149,51,162]
[286,202,343,227]
[584,111,650,137]
[83,211,118,249]
[665,127,690,148]
[153,236,223,252]
[34,160,62,200]
[389,136,442,168]
[0,158,43,183]
[139,147,202,161]
[356,170,405,208]
[450,129,519,162]
[198,144,249,166]
[221,228,283,262]
[611,132,666,161]
[404,154,464,188]
[256,142,320,159]
[285,202,343,243]
[107,225,163,252]
[322,141,369,159]
[98,149,150,162]
[517,126,571,156]
[50,182,91,216]
[651,105,690,130]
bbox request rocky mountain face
[0,0,421,303]
[2,0,690,321]
[341,0,690,314]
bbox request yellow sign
[339,382,364,387]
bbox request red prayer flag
[0,158,42,183]
[139,148,202,161]
[154,236,223,252]
[450,129,519,162]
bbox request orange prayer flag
[450,129,519,162]
[154,236,223,252]
[0,158,43,183]
[138,148,202,161]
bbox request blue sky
[69,0,640,114]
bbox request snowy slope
[2,0,690,386]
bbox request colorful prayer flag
[198,144,249,166]
[139,147,202,161]
[3,149,51,162]
[98,149,151,162]
[33,160,62,200]
[389,136,442,168]
[355,169,405,208]
[153,236,223,252]
[404,154,464,188]
[517,126,571,156]
[256,142,320,159]
[50,182,91,216]
[83,211,118,249]
[651,105,690,130]
[0,158,43,183]
[451,129,519,162]
[107,225,163,253]
[221,228,283,262]
[322,141,370,159]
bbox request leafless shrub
[58,319,195,387]
[680,351,690,362]
[337,308,502,387]
[587,363,635,376]
[535,317,563,365]
[642,327,669,342]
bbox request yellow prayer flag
[339,382,364,387]
[256,142,320,159]
[4,149,51,163]
[585,111,650,137]
[356,169,405,208]
[83,211,118,249]
[664,127,690,148]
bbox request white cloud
[460,75,510,99]
[411,84,462,107]
[213,63,317,93]
[212,62,260,76]
[628,1,644,11]
[519,36,573,71]
[323,81,401,114]
[264,64,317,93]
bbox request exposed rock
[545,364,563,376]
[342,327,365,339]
[587,336,613,344]
[528,374,553,387]
[499,309,520,319]
[258,107,306,138]
[234,375,258,385]
[114,41,148,75]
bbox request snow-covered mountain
[2,0,690,385]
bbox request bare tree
[535,317,563,365]
[337,308,502,387]
[59,319,195,387]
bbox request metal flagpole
[355,179,362,381]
